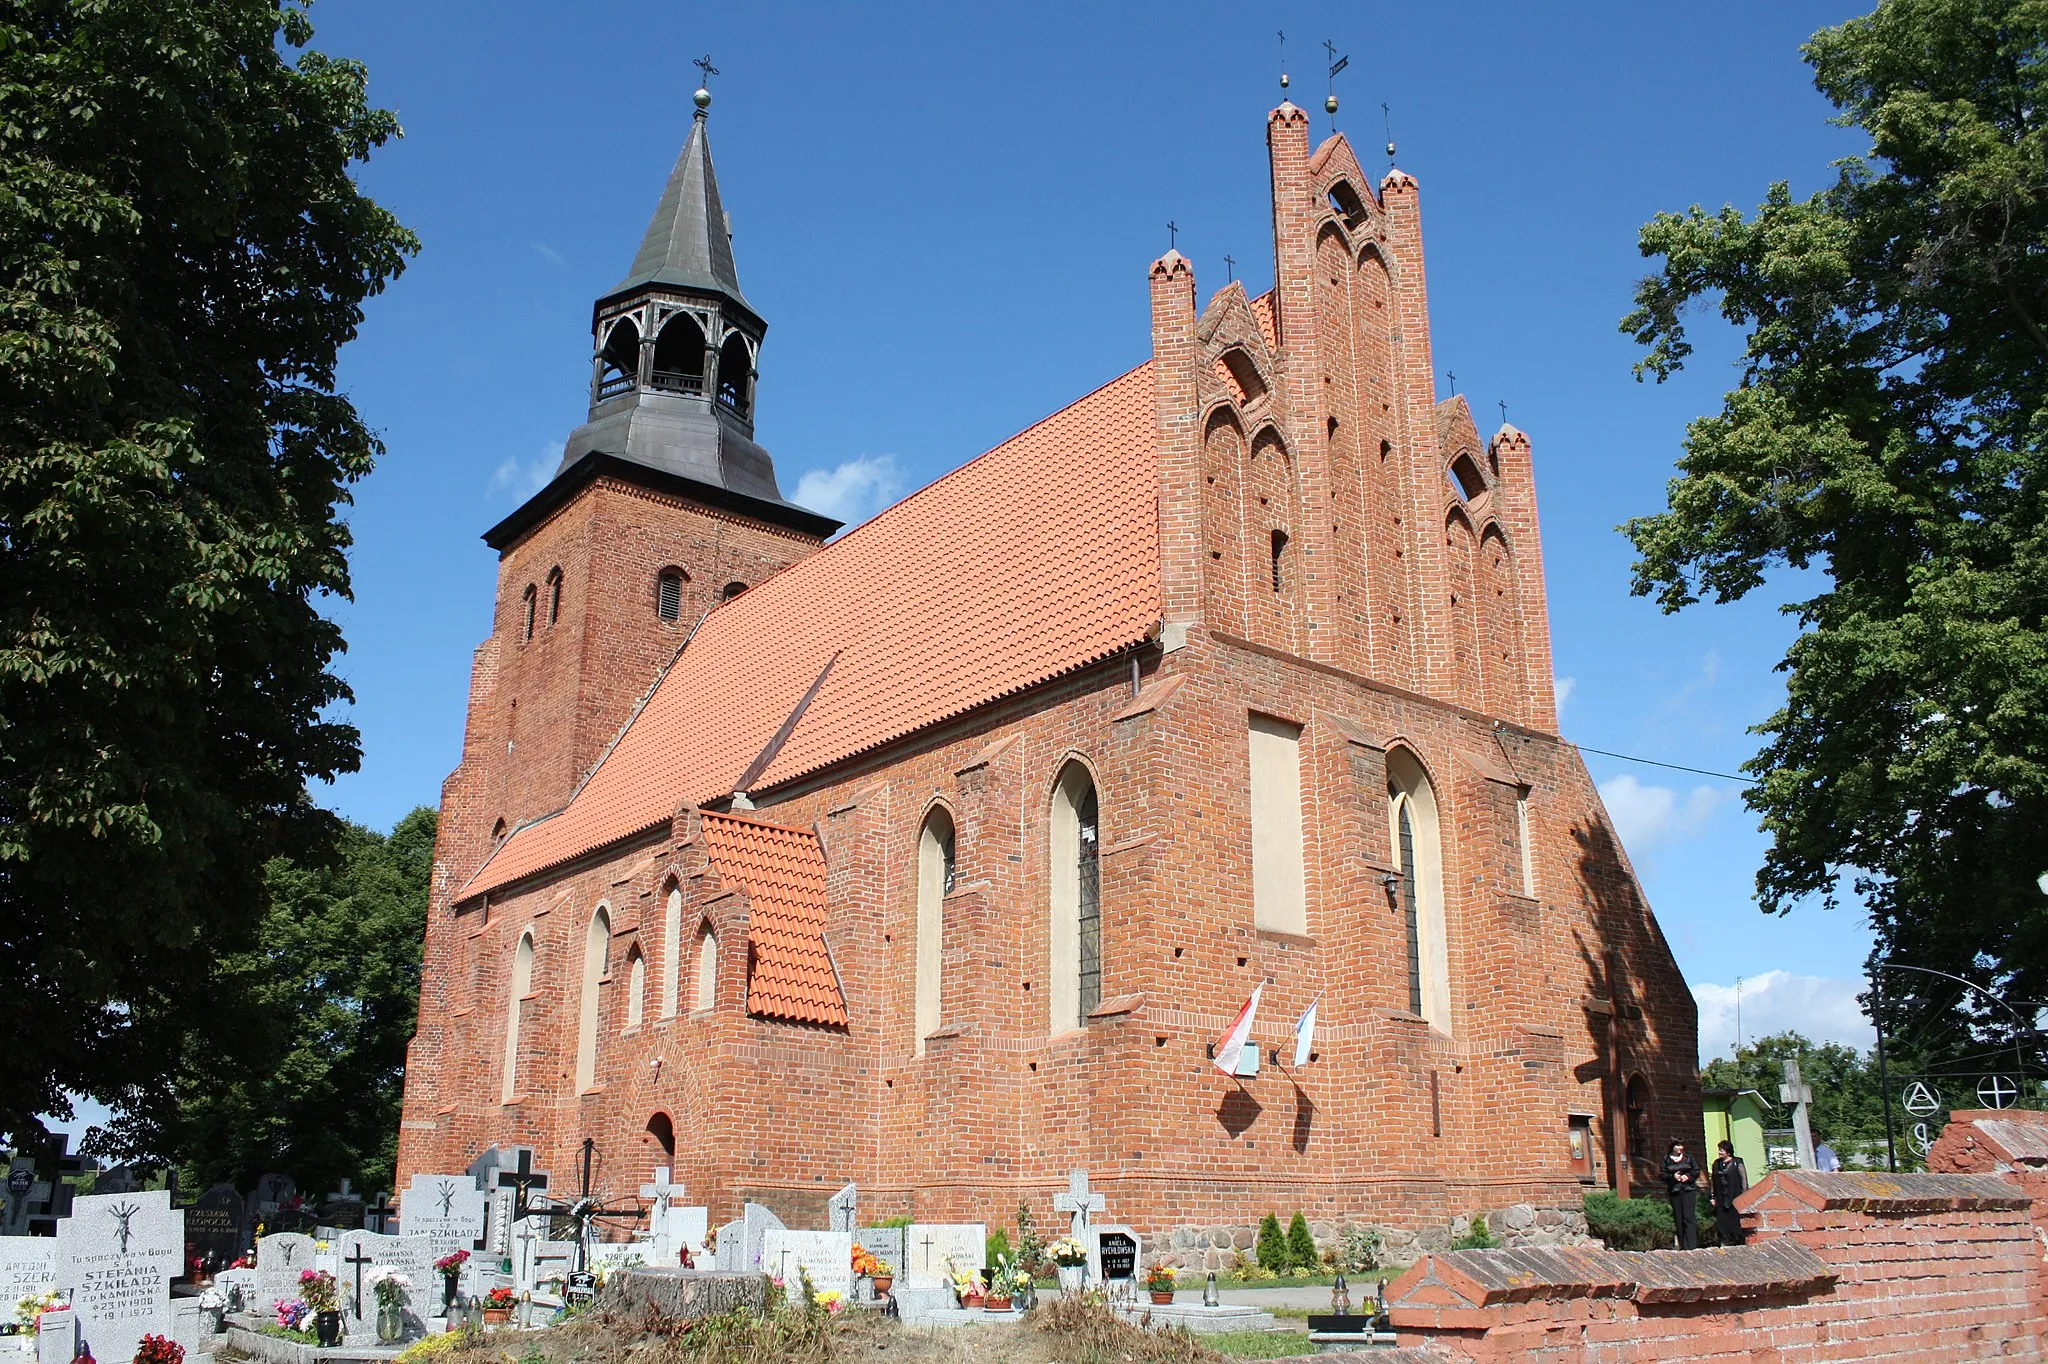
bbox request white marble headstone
[400,1174,487,1249]
[902,1224,984,1288]
[0,1237,58,1308]
[510,1221,577,1297]
[254,1231,318,1312]
[713,1218,743,1272]
[826,1183,857,1234]
[55,1190,183,1364]
[760,1229,852,1298]
[334,1230,435,1340]
[212,1267,260,1314]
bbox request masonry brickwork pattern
[396,103,1698,1241]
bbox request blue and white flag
[1292,997,1319,1068]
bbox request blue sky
[301,0,1882,1066]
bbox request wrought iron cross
[1224,253,1236,282]
[693,54,720,88]
[344,1243,374,1318]
[1498,400,1508,426]
[1446,370,1457,393]
[1167,221,1178,250]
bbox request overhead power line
[1562,740,1752,786]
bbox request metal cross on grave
[495,1148,549,1221]
[1053,1169,1106,1240]
[343,1241,375,1318]
[364,1191,395,1234]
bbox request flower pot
[1148,1290,1175,1305]
[870,1275,893,1297]
[959,1291,983,1309]
[1056,1264,1087,1294]
[314,1310,343,1348]
[983,1295,1012,1312]
[376,1304,404,1344]
[482,1307,511,1326]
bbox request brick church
[395,84,1700,1239]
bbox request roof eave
[482,450,842,550]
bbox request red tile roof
[698,811,845,1027]
[463,360,1161,900]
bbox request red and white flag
[1213,985,1263,1077]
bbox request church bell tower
[443,76,839,892]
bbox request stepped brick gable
[396,97,1698,1244]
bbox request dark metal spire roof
[607,108,749,308]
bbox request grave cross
[915,1232,937,1277]
[1053,1169,1106,1240]
[495,1149,549,1221]
[638,1167,684,1210]
[364,1192,395,1234]
[343,1242,375,1318]
[827,1182,857,1234]
[1780,1057,1817,1170]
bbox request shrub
[1583,1191,1675,1252]
[1254,1212,1287,1272]
[1450,1214,1498,1250]
[1034,1294,1220,1364]
[985,1226,1012,1275]
[1284,1212,1317,1270]
[1338,1226,1381,1273]
[1015,1202,1046,1274]
[866,1214,913,1230]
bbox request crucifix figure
[343,1243,375,1318]
[494,1148,549,1221]
[1053,1169,1106,1241]
[1581,950,1644,1199]
[1780,1057,1817,1170]
[639,1167,684,1246]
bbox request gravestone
[484,1189,514,1256]
[4,1156,47,1237]
[400,1174,487,1251]
[1054,1169,1107,1240]
[902,1224,984,1288]
[853,1226,904,1282]
[323,1180,365,1232]
[713,1203,783,1273]
[1087,1226,1140,1294]
[826,1184,857,1234]
[254,1230,318,1311]
[759,1229,852,1298]
[33,1309,74,1364]
[1780,1058,1818,1170]
[185,1184,245,1271]
[94,1167,144,1196]
[334,1230,435,1341]
[211,1267,260,1315]
[0,1237,57,1308]
[55,1189,183,1364]
[510,1221,576,1297]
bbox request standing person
[1661,1139,1701,1249]
[1709,1139,1749,1245]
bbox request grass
[1206,1331,1314,1360]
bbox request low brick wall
[1380,1170,2042,1361]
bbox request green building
[1701,1088,1773,1182]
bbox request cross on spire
[1498,400,1508,426]
[1224,253,1236,282]
[1446,370,1458,394]
[693,54,720,87]
[1167,221,1178,250]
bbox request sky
[295,0,1885,1068]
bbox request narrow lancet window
[1049,763,1100,1031]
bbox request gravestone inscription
[902,1224,984,1289]
[0,1237,57,1310]
[400,1174,487,1250]
[186,1184,245,1270]
[334,1230,435,1341]
[55,1190,183,1364]
[759,1230,852,1298]
[1087,1226,1140,1292]
[253,1230,318,1312]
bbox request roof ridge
[702,808,816,837]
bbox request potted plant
[133,1333,184,1364]
[433,1249,468,1311]
[365,1268,410,1344]
[984,1257,1030,1313]
[850,1243,891,1297]
[296,1270,341,1348]
[1145,1264,1177,1305]
[481,1287,516,1326]
[950,1267,983,1308]
[1046,1236,1089,1294]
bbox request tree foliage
[1699,1031,1893,1151]
[0,0,415,1138]
[105,807,433,1193]
[1621,0,2048,1006]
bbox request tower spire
[605,68,747,310]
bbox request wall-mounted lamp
[1380,871,1402,905]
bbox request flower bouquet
[133,1333,184,1364]
[1048,1236,1089,1293]
[298,1270,342,1347]
[949,1267,983,1308]
[482,1287,516,1325]
[1144,1263,1178,1304]
[850,1243,891,1296]
[984,1256,1031,1312]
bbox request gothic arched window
[716,333,752,417]
[1387,746,1450,1030]
[598,317,640,399]
[1049,763,1101,1031]
[914,806,955,1055]
[545,567,563,627]
[657,568,687,622]
[501,931,534,1104]
[660,882,682,1019]
[575,905,611,1092]
[651,314,707,395]
[520,584,537,642]
[624,948,646,1032]
[693,921,719,1012]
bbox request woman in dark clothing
[1710,1139,1749,1245]
[1660,1139,1701,1249]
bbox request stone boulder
[594,1269,769,1323]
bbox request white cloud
[1556,676,1577,711]
[489,442,561,501]
[531,243,566,266]
[1694,970,1874,1064]
[1598,773,1726,853]
[791,454,905,533]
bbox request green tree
[1699,1031,1891,1151]
[1620,0,2048,1010]
[0,1,416,1140]
[1284,1211,1318,1270]
[1254,1212,1287,1272]
[105,808,434,1193]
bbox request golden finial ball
[1280,72,1290,89]
[1325,94,1339,115]
[693,87,712,110]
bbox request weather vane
[1323,40,1349,130]
[692,54,720,112]
[1278,31,1290,90]
[1382,103,1397,164]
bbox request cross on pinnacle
[1167,221,1178,250]
[1224,253,1236,282]
[693,54,720,87]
